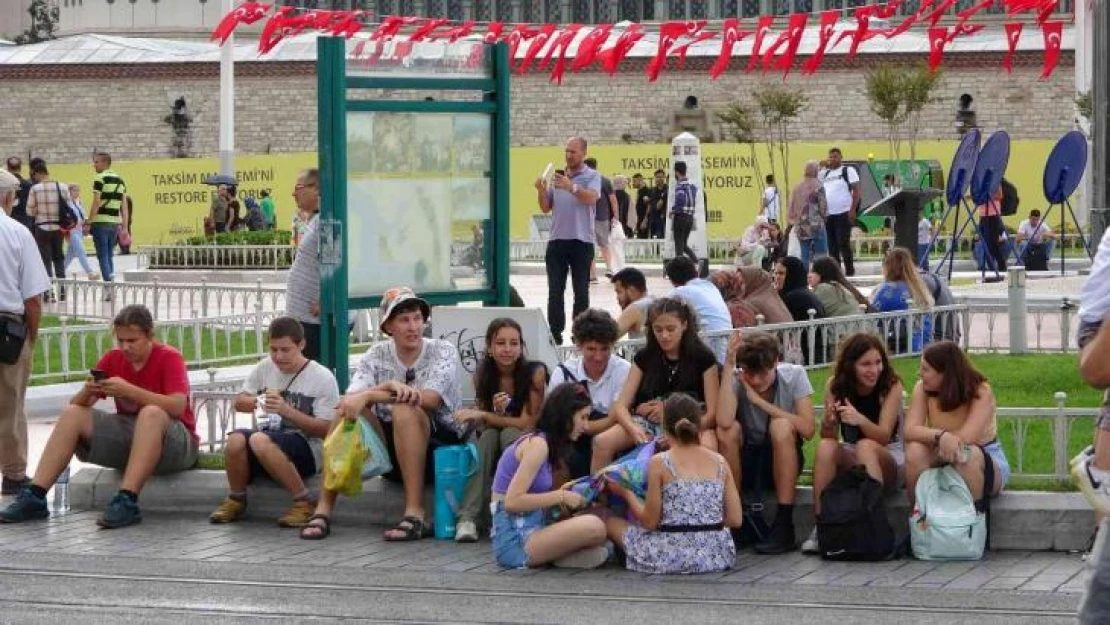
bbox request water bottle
[53,465,70,513]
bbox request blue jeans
[798,228,828,270]
[64,228,93,275]
[90,224,117,281]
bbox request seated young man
[1,305,199,528]
[610,268,654,340]
[208,317,340,527]
[301,287,463,541]
[716,331,815,554]
[548,309,631,480]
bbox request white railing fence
[142,245,296,270]
[50,278,288,321]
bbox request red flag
[955,0,994,21]
[258,7,315,54]
[671,31,717,70]
[709,18,751,79]
[646,21,692,81]
[546,25,583,84]
[803,10,840,74]
[327,11,367,38]
[760,25,792,70]
[774,12,808,74]
[409,18,450,42]
[1002,22,1023,72]
[745,16,774,73]
[211,2,272,45]
[926,26,949,71]
[1004,0,1051,13]
[831,6,882,58]
[1040,20,1063,79]
[1036,0,1059,22]
[598,24,644,74]
[875,0,907,18]
[571,24,613,71]
[429,20,475,42]
[300,9,339,30]
[482,21,504,43]
[947,23,985,42]
[922,0,960,27]
[504,24,536,60]
[884,0,932,38]
[370,16,416,41]
[519,24,555,74]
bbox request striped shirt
[285,215,320,324]
[26,181,73,232]
[91,169,127,224]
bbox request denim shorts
[983,440,1011,491]
[490,501,545,569]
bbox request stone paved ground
[0,510,1091,597]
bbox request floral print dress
[622,453,736,575]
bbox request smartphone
[555,169,565,176]
[90,368,108,381]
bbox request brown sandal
[383,516,429,542]
[299,514,331,540]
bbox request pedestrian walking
[64,184,98,280]
[818,148,860,276]
[89,152,126,296]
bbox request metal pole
[219,0,235,178]
[1007,266,1027,354]
[1092,0,1109,247]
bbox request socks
[776,503,795,527]
[119,489,138,503]
[29,484,48,500]
[229,492,247,503]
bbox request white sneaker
[1072,445,1095,468]
[553,542,611,569]
[1073,456,1110,516]
[454,520,478,543]
[800,527,820,555]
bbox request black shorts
[741,438,806,493]
[231,428,316,482]
[380,414,464,484]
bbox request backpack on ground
[795,187,827,240]
[1024,243,1049,271]
[816,465,898,561]
[999,179,1019,216]
[909,456,995,561]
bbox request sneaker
[0,487,49,523]
[800,527,820,555]
[209,497,247,524]
[553,542,612,569]
[1072,445,1095,468]
[97,493,142,529]
[1,476,30,496]
[277,500,314,528]
[1073,456,1110,516]
[754,523,797,555]
[455,520,479,543]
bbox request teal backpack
[909,457,995,561]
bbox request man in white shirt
[0,170,52,496]
[818,148,861,276]
[762,175,780,223]
[1016,209,1057,262]
[548,309,631,479]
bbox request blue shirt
[547,166,602,244]
[671,279,732,364]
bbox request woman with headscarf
[775,256,828,365]
[788,161,829,271]
[708,267,793,328]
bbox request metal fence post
[1008,266,1028,354]
[59,316,70,378]
[152,278,161,320]
[254,301,265,356]
[200,278,209,318]
[1061,297,1074,354]
[1054,391,1069,481]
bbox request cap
[378,286,431,336]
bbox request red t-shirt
[95,343,197,442]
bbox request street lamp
[955,93,978,136]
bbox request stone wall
[0,51,1077,163]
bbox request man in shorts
[716,331,816,554]
[301,287,463,542]
[1,305,198,528]
[208,317,340,527]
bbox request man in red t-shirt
[0,304,198,528]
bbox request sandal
[383,515,429,542]
[299,514,331,540]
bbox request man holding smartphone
[535,137,601,345]
[1,304,198,528]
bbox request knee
[715,422,740,451]
[855,438,883,458]
[769,418,795,444]
[226,431,248,453]
[582,515,608,544]
[904,441,931,469]
[390,404,424,426]
[58,403,92,426]
[815,438,840,462]
[135,405,171,429]
[248,432,273,453]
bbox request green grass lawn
[802,353,1100,489]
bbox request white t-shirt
[1017,219,1053,244]
[242,358,340,471]
[762,186,780,222]
[918,218,933,245]
[548,355,631,415]
[1079,227,1110,323]
[819,166,860,216]
[0,213,51,314]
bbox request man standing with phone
[819,148,860,276]
[0,170,51,497]
[535,137,601,345]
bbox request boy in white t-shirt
[918,217,934,269]
[1073,227,1110,516]
[762,175,780,223]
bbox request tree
[866,63,944,186]
[902,64,944,180]
[14,0,60,45]
[716,101,764,191]
[752,84,808,202]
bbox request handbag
[0,317,27,365]
[117,224,132,247]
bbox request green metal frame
[316,37,512,388]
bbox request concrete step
[69,467,1094,551]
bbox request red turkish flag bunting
[922,0,960,27]
[370,16,417,41]
[832,6,882,58]
[1002,22,1023,72]
[709,18,752,79]
[572,24,613,71]
[947,23,985,42]
[258,7,316,54]
[504,24,536,60]
[746,16,775,73]
[482,21,504,43]
[545,25,582,84]
[327,11,367,38]
[672,31,717,70]
[1040,20,1063,79]
[774,12,808,74]
[885,0,931,38]
[875,0,907,19]
[926,26,949,71]
[428,20,475,42]
[1036,0,1059,23]
[646,21,700,81]
[955,0,994,21]
[408,17,450,42]
[212,2,271,45]
[519,24,555,74]
[803,9,840,74]
[598,24,644,74]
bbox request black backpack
[999,179,1019,216]
[48,182,79,231]
[816,465,897,561]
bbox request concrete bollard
[1008,266,1027,354]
